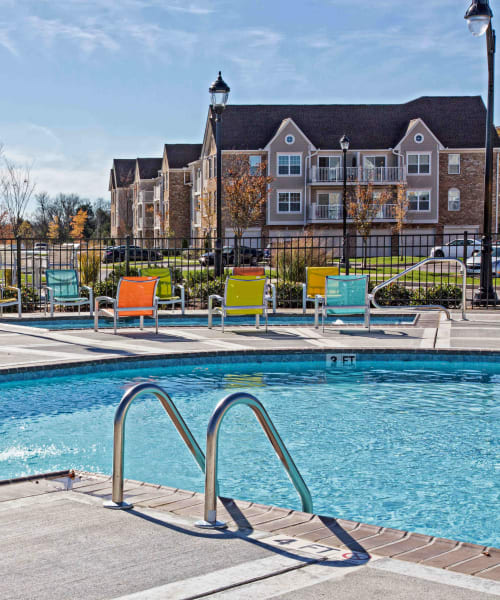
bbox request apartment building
[111,96,500,245]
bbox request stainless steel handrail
[371,257,467,321]
[103,382,206,510]
[195,392,313,529]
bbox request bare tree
[0,159,36,237]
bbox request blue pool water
[0,353,498,547]
[1,314,415,330]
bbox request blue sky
[0,0,495,203]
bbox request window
[408,190,431,211]
[278,154,301,176]
[285,134,295,144]
[364,156,386,169]
[278,191,301,213]
[407,154,430,174]
[414,133,424,143]
[316,192,341,218]
[448,154,460,174]
[448,188,460,211]
[249,155,262,175]
[208,157,213,179]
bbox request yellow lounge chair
[302,266,340,313]
[232,267,276,313]
[139,267,185,314]
[208,275,269,332]
[94,276,159,334]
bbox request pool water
[1,314,415,330]
[0,355,498,547]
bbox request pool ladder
[104,383,313,529]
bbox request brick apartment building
[110,96,500,246]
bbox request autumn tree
[391,182,409,259]
[223,156,273,264]
[200,192,216,249]
[48,216,60,242]
[70,208,88,240]
[347,182,391,268]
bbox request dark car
[198,245,263,267]
[102,245,162,263]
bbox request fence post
[344,232,350,275]
[125,235,131,276]
[463,231,468,264]
[16,237,22,289]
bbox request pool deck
[1,308,500,599]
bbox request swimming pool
[0,351,498,547]
[0,314,416,330]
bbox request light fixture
[209,71,230,112]
[465,0,493,36]
[339,134,350,151]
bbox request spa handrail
[104,382,205,509]
[371,257,467,321]
[195,392,313,529]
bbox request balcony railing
[310,203,397,221]
[310,166,405,184]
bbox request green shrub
[411,284,462,309]
[271,237,334,283]
[275,281,304,308]
[78,251,101,285]
[189,279,225,307]
[370,282,412,306]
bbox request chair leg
[114,312,117,334]
[94,311,98,332]
[256,314,260,329]
[221,312,224,333]
[140,315,144,330]
[155,310,158,334]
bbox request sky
[0,0,496,205]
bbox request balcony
[309,166,405,184]
[309,203,396,221]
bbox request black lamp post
[465,0,498,304]
[340,134,350,274]
[209,71,230,276]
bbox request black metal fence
[0,231,498,312]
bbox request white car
[466,246,500,276]
[430,239,481,259]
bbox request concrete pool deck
[1,308,500,598]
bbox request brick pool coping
[3,470,497,582]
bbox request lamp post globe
[465,0,493,36]
[340,134,350,273]
[209,71,230,276]
[465,0,498,305]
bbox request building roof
[215,97,499,150]
[164,144,202,168]
[136,158,163,179]
[112,159,136,187]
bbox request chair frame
[232,267,276,314]
[208,276,270,333]
[139,267,185,315]
[302,266,340,313]
[43,269,93,318]
[0,284,22,318]
[94,277,159,334]
[315,275,371,331]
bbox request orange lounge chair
[94,276,159,334]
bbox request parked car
[466,246,500,276]
[102,245,162,263]
[263,243,272,263]
[198,245,263,267]
[33,242,48,251]
[430,239,482,259]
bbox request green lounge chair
[44,269,93,317]
[139,267,185,314]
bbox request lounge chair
[315,275,371,331]
[0,284,22,318]
[208,275,270,332]
[232,266,276,314]
[94,276,159,334]
[44,269,93,317]
[302,266,340,313]
[139,267,185,315]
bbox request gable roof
[112,159,136,187]
[213,97,499,150]
[136,158,163,180]
[164,144,202,168]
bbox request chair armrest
[95,295,115,307]
[209,294,223,303]
[80,285,93,294]
[175,283,185,291]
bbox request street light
[465,0,498,304]
[340,134,350,274]
[209,71,230,276]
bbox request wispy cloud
[0,24,18,56]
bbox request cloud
[0,25,18,56]
[27,16,119,54]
